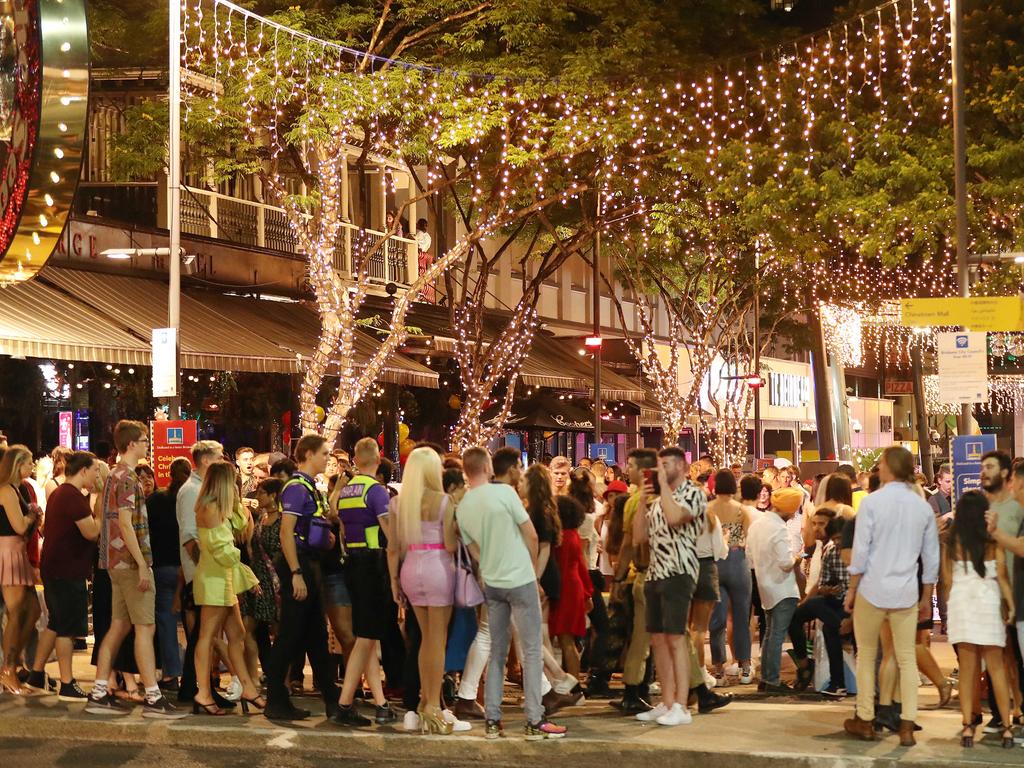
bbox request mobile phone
[643,468,661,495]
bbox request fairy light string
[176,0,1020,441]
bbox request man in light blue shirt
[456,447,566,741]
[843,447,939,746]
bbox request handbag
[454,542,485,608]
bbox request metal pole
[752,252,762,463]
[911,344,934,482]
[950,0,972,435]
[593,192,603,448]
[168,0,182,418]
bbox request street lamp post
[752,250,762,464]
[168,0,183,418]
[950,0,971,436]
[592,191,603,450]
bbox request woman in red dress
[548,496,593,679]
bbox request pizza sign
[0,0,88,285]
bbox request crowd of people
[1,424,1023,747]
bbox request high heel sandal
[419,707,453,735]
[0,667,23,695]
[934,682,953,709]
[240,695,266,715]
[960,722,975,748]
[1001,727,1015,749]
[193,697,227,716]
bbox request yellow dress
[194,514,259,607]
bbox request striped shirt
[646,480,706,582]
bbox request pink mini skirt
[0,535,34,587]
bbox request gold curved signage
[0,0,88,284]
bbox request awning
[0,267,438,386]
[42,268,300,373]
[521,335,645,400]
[0,277,151,364]
[485,394,629,434]
[201,292,438,388]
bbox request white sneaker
[655,703,693,726]
[403,710,420,731]
[224,676,242,702]
[739,667,754,685]
[554,674,579,695]
[702,668,717,689]
[442,709,472,732]
[724,663,741,677]
[636,702,668,722]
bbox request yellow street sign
[899,296,1024,331]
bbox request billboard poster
[150,420,197,488]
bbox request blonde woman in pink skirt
[0,445,42,694]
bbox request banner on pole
[936,331,989,404]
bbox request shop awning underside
[0,267,437,387]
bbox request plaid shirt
[819,540,849,603]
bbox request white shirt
[849,481,939,610]
[579,499,604,571]
[176,472,202,584]
[747,511,800,610]
[416,230,432,253]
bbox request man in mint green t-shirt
[456,448,566,740]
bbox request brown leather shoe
[844,715,877,741]
[898,719,916,747]
[453,696,486,720]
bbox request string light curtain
[178,0,970,443]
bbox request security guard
[330,437,396,727]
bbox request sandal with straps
[960,722,975,748]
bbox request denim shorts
[324,571,351,607]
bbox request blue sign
[589,443,616,461]
[951,434,996,501]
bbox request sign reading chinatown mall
[0,0,89,284]
[936,331,989,405]
[150,420,198,489]
[900,296,1024,332]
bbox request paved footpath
[1,641,1021,768]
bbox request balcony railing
[180,186,420,287]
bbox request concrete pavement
[1,638,1021,768]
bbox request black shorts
[344,549,391,640]
[645,573,696,635]
[43,578,89,638]
[694,557,720,602]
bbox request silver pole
[950,0,971,435]
[168,0,182,418]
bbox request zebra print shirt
[646,480,707,582]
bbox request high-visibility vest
[283,473,330,550]
[335,474,382,549]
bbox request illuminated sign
[0,0,89,284]
[769,372,811,408]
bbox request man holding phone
[632,447,705,726]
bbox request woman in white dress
[943,491,1015,748]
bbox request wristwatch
[291,568,302,575]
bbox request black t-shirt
[840,517,856,552]
[147,489,181,568]
[531,505,561,601]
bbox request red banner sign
[150,420,197,489]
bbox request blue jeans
[153,565,183,678]
[761,596,798,685]
[709,548,753,666]
[484,581,543,724]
